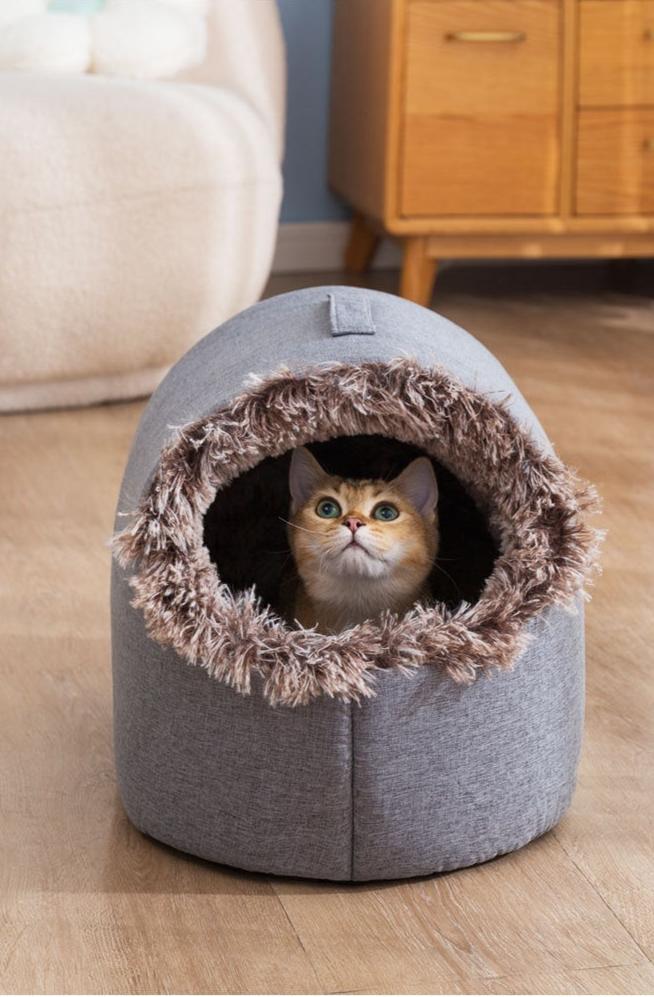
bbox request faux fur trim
[113,359,601,707]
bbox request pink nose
[346,516,363,534]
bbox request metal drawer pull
[445,30,526,43]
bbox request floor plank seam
[553,828,654,968]
[324,960,654,995]
[271,887,327,994]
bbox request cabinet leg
[345,213,380,273]
[400,237,437,306]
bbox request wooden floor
[1,271,654,995]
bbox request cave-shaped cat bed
[112,286,599,881]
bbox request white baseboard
[272,221,402,274]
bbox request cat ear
[289,447,328,510]
[392,457,438,516]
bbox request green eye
[316,498,342,519]
[373,503,399,522]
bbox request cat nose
[345,516,363,534]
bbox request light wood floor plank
[2,891,322,994]
[272,833,645,994]
[333,961,654,994]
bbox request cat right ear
[392,457,439,517]
[289,447,327,511]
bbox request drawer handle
[643,138,654,152]
[445,30,526,43]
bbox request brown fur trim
[113,360,602,707]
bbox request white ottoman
[0,0,284,411]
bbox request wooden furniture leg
[400,236,438,306]
[345,213,380,273]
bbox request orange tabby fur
[287,448,439,634]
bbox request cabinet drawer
[400,0,560,216]
[579,1,654,107]
[577,109,654,214]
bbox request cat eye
[315,497,342,519]
[372,502,399,522]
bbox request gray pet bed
[112,286,599,881]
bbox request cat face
[287,447,439,592]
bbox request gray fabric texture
[351,602,584,880]
[328,288,376,336]
[112,286,585,881]
[117,286,550,514]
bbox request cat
[286,446,439,634]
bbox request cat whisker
[430,558,462,595]
[276,553,295,577]
[278,516,325,537]
[319,545,341,569]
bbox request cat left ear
[289,447,328,511]
[392,457,438,516]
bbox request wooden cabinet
[330,0,654,304]
[577,1,654,215]
[577,109,654,214]
[402,1,560,216]
[578,1,654,107]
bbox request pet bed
[112,286,599,881]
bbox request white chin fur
[328,544,389,580]
[333,547,388,578]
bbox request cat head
[287,446,439,594]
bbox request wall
[277,0,348,223]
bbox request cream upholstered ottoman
[112,286,600,881]
[0,0,284,411]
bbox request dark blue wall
[277,0,349,222]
